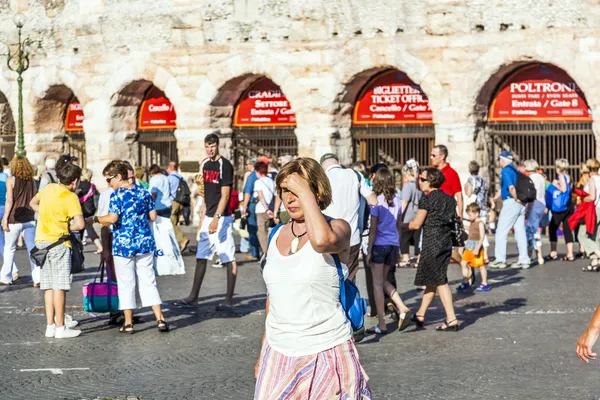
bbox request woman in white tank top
[254,157,372,400]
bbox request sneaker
[456,282,472,292]
[45,324,56,338]
[54,325,81,339]
[489,261,507,269]
[55,314,79,329]
[476,284,491,292]
[511,262,530,269]
[537,258,545,266]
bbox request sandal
[119,323,134,334]
[386,302,399,321]
[398,310,412,332]
[583,259,600,272]
[436,319,459,332]
[366,312,378,318]
[366,326,388,335]
[157,320,169,332]
[172,299,197,307]
[562,256,576,262]
[411,314,425,328]
[398,261,411,268]
[544,254,559,262]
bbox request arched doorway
[484,63,594,187]
[110,80,178,168]
[35,85,86,166]
[351,69,435,180]
[137,85,178,167]
[0,93,15,160]
[231,77,297,190]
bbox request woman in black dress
[408,167,459,331]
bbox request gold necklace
[289,220,307,255]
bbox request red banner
[233,78,296,127]
[353,70,433,125]
[138,86,177,130]
[489,64,591,122]
[65,99,84,132]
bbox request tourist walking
[523,160,546,265]
[96,160,168,334]
[320,153,377,282]
[464,161,490,262]
[252,161,275,253]
[489,151,530,269]
[78,168,102,254]
[0,156,39,286]
[174,134,237,310]
[254,157,371,399]
[575,159,600,271]
[134,167,149,189]
[37,158,57,192]
[241,157,261,260]
[546,158,575,261]
[166,161,190,251]
[430,144,464,219]
[31,162,85,339]
[457,203,490,292]
[400,161,422,267]
[148,164,172,218]
[0,162,11,279]
[367,167,412,334]
[407,167,459,331]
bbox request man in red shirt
[430,144,463,217]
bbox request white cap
[45,158,57,170]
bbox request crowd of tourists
[3,136,600,395]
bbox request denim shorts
[371,245,399,266]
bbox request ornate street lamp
[3,13,41,157]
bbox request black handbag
[451,214,466,248]
[30,233,85,274]
[30,236,69,267]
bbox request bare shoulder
[329,218,351,234]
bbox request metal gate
[488,122,595,188]
[232,127,298,191]
[136,130,178,168]
[0,102,15,160]
[352,125,435,182]
[64,132,86,168]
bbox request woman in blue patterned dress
[97,160,168,334]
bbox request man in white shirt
[320,154,377,282]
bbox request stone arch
[198,54,307,126]
[332,66,436,168]
[472,60,595,185]
[105,59,187,123]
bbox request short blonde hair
[523,159,539,172]
[586,158,600,173]
[580,163,590,175]
[275,157,332,210]
[134,167,146,181]
[81,168,93,182]
[555,158,569,171]
[401,164,416,178]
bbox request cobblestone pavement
[1,230,599,399]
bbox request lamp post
[4,13,41,157]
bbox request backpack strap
[267,223,284,250]
[323,215,346,281]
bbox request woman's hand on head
[282,172,311,199]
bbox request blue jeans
[494,198,529,264]
[525,200,545,251]
[247,201,261,258]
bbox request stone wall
[0,0,595,186]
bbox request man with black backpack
[167,161,190,252]
[489,151,532,270]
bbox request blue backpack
[546,180,571,213]
[266,222,367,331]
